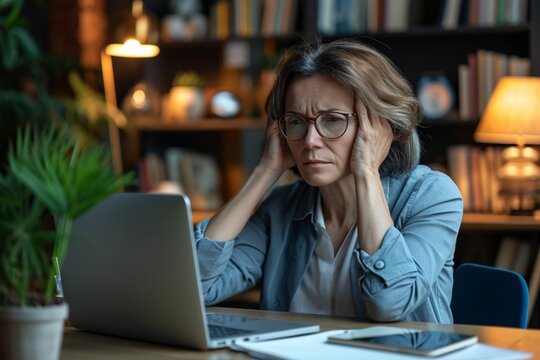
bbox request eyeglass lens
[280,112,350,140]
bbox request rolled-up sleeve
[356,171,463,322]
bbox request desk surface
[61,307,540,360]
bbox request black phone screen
[355,331,474,351]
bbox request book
[384,0,410,31]
[485,146,505,213]
[318,0,335,34]
[528,246,540,323]
[458,63,470,120]
[478,149,491,212]
[479,0,496,26]
[469,147,483,212]
[367,0,380,32]
[145,153,167,192]
[164,148,185,194]
[468,0,480,26]
[507,0,528,25]
[261,0,277,36]
[249,0,263,36]
[215,0,230,39]
[495,237,519,270]
[513,240,531,277]
[280,0,297,35]
[164,148,223,211]
[441,0,463,29]
[349,0,367,32]
[467,53,478,119]
[447,145,472,212]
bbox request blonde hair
[266,38,422,176]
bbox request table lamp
[101,0,160,175]
[474,76,540,214]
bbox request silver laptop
[62,192,319,350]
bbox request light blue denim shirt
[195,165,463,323]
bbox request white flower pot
[0,303,68,360]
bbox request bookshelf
[108,1,540,324]
[113,0,539,211]
[110,1,540,318]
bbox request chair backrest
[451,263,529,329]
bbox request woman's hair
[265,38,422,176]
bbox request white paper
[231,327,532,360]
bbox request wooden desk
[61,307,540,359]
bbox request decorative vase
[122,81,161,116]
[0,303,69,360]
[168,86,205,120]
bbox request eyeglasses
[279,111,356,141]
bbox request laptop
[62,192,319,350]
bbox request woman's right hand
[259,116,295,175]
[205,116,295,241]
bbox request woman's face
[284,74,358,187]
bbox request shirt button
[374,260,385,270]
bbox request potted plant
[167,70,205,120]
[0,124,133,360]
[0,2,133,359]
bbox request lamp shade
[474,76,540,146]
[105,39,159,58]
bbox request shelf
[366,25,529,38]
[158,34,302,49]
[130,115,266,131]
[159,26,529,46]
[461,213,540,231]
[421,118,478,128]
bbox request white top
[289,195,357,317]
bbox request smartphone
[327,329,478,357]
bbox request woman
[194,38,463,323]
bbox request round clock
[417,73,455,120]
[210,91,241,118]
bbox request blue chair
[451,263,529,328]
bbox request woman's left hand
[350,100,393,177]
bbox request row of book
[494,236,540,314]
[495,237,533,279]
[316,0,529,35]
[441,0,529,29]
[318,0,421,34]
[457,49,531,121]
[209,0,298,39]
[446,145,506,213]
[138,148,223,211]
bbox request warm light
[105,38,160,58]
[475,77,540,214]
[475,77,540,145]
[125,38,141,48]
[132,89,147,109]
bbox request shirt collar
[292,182,318,222]
[291,174,391,222]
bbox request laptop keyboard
[208,324,254,339]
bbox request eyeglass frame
[278,111,357,141]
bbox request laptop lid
[62,192,318,350]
